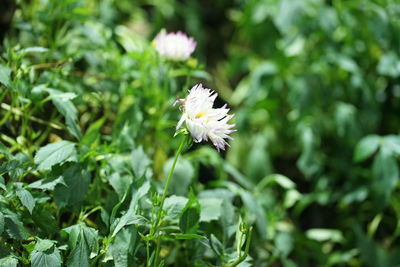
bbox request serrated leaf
[179,207,200,234]
[354,135,381,162]
[32,205,58,235]
[163,195,188,220]
[54,163,90,209]
[35,239,55,252]
[34,141,77,171]
[45,88,82,140]
[67,231,89,267]
[4,213,28,240]
[0,256,18,267]
[16,188,35,214]
[111,182,150,237]
[109,227,137,267]
[0,65,11,87]
[31,246,61,267]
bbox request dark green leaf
[179,207,200,234]
[54,163,90,208]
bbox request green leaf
[34,141,78,171]
[179,207,200,234]
[16,188,36,214]
[64,224,98,267]
[0,65,11,87]
[67,231,89,267]
[372,147,399,207]
[354,135,381,162]
[35,239,55,252]
[0,256,18,267]
[163,195,188,220]
[32,205,58,235]
[210,234,224,257]
[54,163,90,208]
[239,190,268,240]
[0,212,4,235]
[173,233,206,240]
[45,89,82,140]
[109,227,137,267]
[306,229,344,243]
[112,215,147,238]
[111,182,150,237]
[131,146,151,178]
[199,198,223,222]
[81,118,105,146]
[377,52,400,78]
[17,47,49,55]
[4,213,29,240]
[163,157,194,196]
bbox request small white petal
[154,31,196,61]
[174,84,236,151]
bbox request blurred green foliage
[1,0,400,266]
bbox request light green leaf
[31,245,62,267]
[377,52,400,77]
[131,146,151,178]
[199,198,223,222]
[0,256,18,267]
[372,147,399,206]
[163,195,188,220]
[306,229,344,243]
[35,239,54,252]
[354,135,381,162]
[34,141,77,171]
[109,227,137,267]
[45,89,82,140]
[0,65,11,87]
[16,188,35,214]
[163,157,194,196]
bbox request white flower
[154,31,196,61]
[175,84,236,151]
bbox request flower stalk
[152,135,188,266]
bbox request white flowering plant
[1,0,396,266]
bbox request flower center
[196,112,205,118]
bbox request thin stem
[153,135,187,266]
[227,227,253,267]
[146,240,150,267]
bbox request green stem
[227,227,253,267]
[153,135,187,266]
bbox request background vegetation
[1,0,400,266]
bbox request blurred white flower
[154,31,196,61]
[175,84,236,151]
